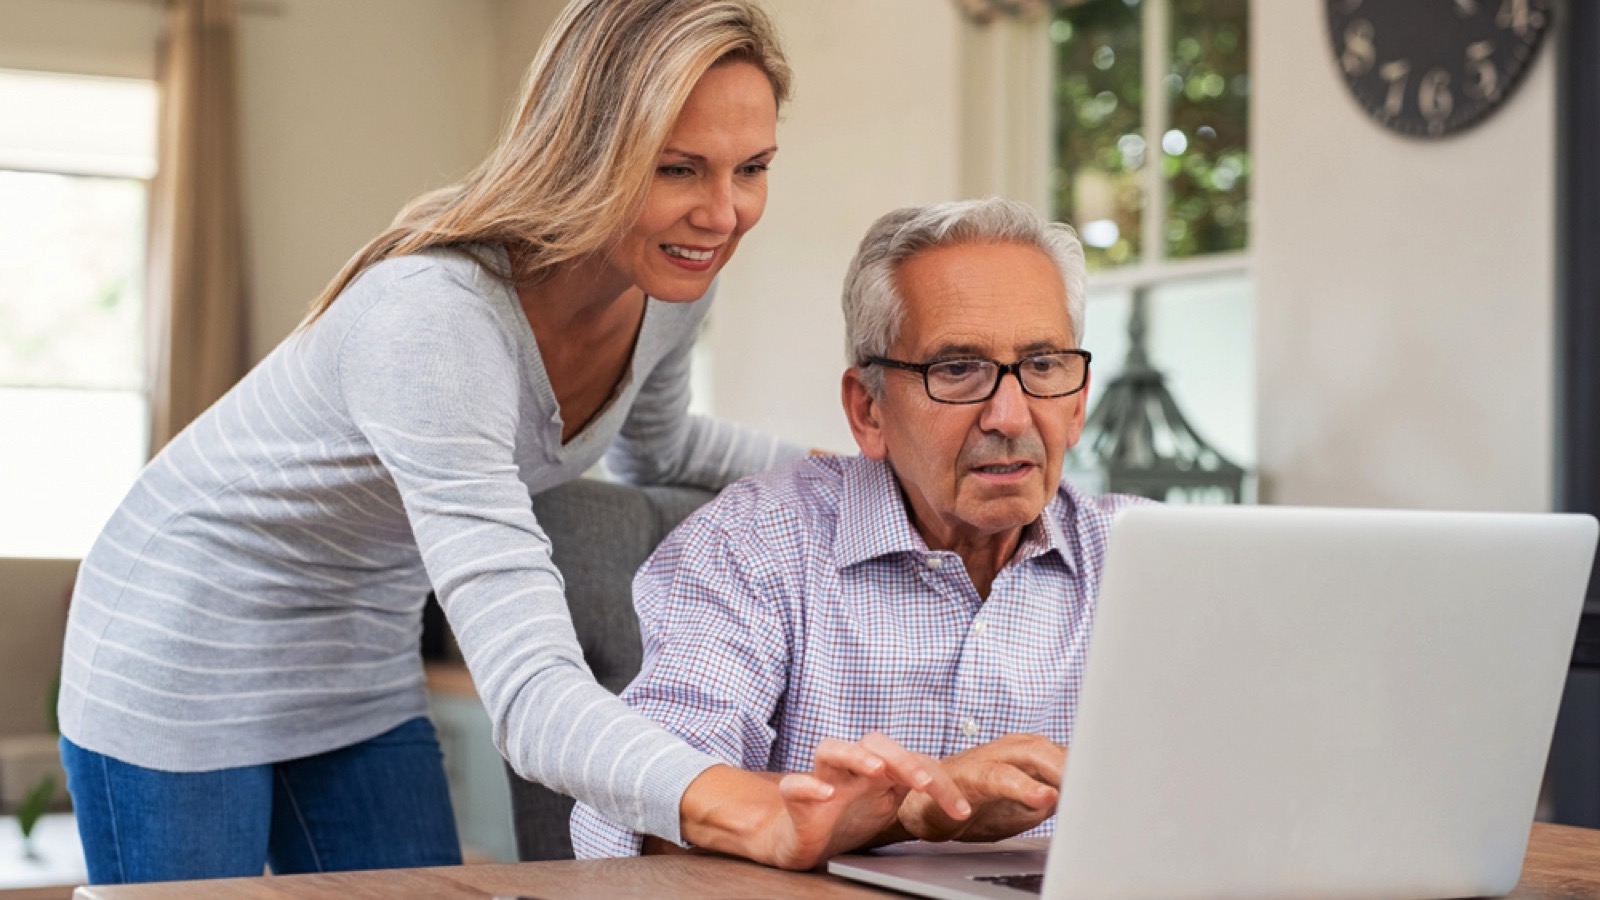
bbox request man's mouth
[972,461,1034,475]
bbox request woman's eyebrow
[659,145,779,162]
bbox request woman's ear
[841,368,888,460]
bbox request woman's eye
[657,165,694,178]
[738,162,769,176]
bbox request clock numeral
[1465,40,1501,100]
[1341,20,1376,76]
[1498,0,1532,38]
[1379,59,1411,119]
[1418,68,1454,133]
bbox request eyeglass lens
[925,353,1086,402]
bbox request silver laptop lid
[1045,505,1596,900]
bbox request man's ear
[841,368,889,460]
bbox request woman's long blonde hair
[303,0,790,323]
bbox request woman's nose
[690,178,738,234]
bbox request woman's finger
[777,771,836,803]
[811,736,888,779]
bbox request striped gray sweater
[57,245,802,843]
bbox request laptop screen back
[1044,505,1596,900]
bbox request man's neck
[944,527,1026,601]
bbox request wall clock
[1325,0,1553,139]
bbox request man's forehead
[892,241,1074,353]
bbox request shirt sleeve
[604,287,806,489]
[570,490,793,858]
[337,267,718,844]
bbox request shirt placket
[917,551,994,756]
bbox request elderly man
[572,198,1146,857]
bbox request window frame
[960,2,1253,290]
[0,68,156,558]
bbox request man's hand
[896,733,1064,843]
[677,731,971,870]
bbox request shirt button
[972,620,988,637]
[960,718,979,738]
[925,556,944,570]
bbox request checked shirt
[571,454,1147,857]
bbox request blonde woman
[57,0,966,884]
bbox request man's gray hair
[842,197,1088,395]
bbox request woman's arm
[339,271,719,845]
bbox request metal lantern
[1067,288,1247,504]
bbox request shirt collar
[833,456,1079,575]
[834,458,925,568]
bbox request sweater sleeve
[570,488,792,858]
[337,268,717,843]
[605,288,806,489]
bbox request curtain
[146,0,249,456]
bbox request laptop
[829,504,1597,900]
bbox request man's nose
[977,369,1032,437]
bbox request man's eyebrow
[924,342,988,359]
[1018,339,1072,354]
[924,339,1072,359]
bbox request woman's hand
[678,732,970,870]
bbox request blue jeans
[60,717,462,884]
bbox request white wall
[707,0,966,452]
[489,0,565,124]
[1252,1,1556,512]
[0,0,161,79]
[239,0,501,351]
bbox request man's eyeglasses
[862,349,1092,404]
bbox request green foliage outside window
[1052,0,1250,270]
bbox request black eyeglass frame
[862,349,1093,405]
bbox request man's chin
[956,493,1047,534]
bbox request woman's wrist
[677,765,785,865]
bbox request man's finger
[859,731,972,820]
[972,763,1059,810]
[995,739,1067,787]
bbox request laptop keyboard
[972,873,1045,894]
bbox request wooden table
[70,822,1600,899]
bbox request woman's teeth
[664,245,714,261]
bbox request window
[1049,0,1255,472]
[0,69,157,558]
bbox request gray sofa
[505,477,717,860]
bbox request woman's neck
[510,244,649,444]
[512,244,636,331]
